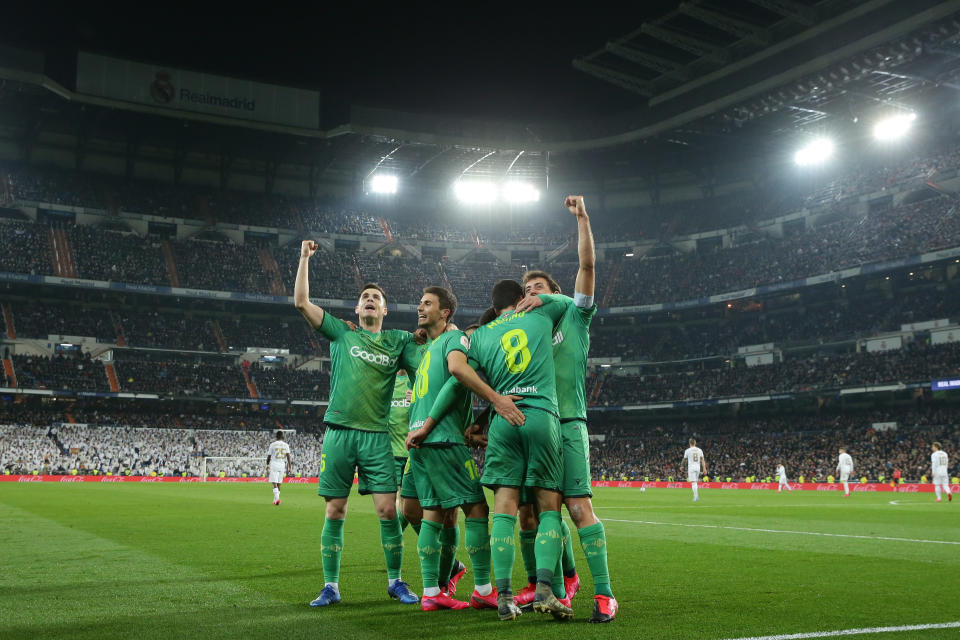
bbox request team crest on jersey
[460,335,470,350]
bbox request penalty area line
[604,518,960,545]
[717,620,960,640]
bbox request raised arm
[294,240,325,330]
[567,195,596,300]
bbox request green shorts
[409,445,486,510]
[481,407,562,492]
[400,457,418,500]
[317,425,397,498]
[394,456,408,488]
[520,418,592,504]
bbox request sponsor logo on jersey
[391,399,411,408]
[349,345,398,367]
[507,385,538,394]
[409,419,426,430]
[552,330,564,346]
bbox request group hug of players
[292,196,617,623]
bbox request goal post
[201,456,267,482]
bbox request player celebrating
[295,240,421,608]
[453,280,572,621]
[931,442,952,503]
[404,286,518,612]
[837,448,854,497]
[682,438,706,502]
[512,195,617,623]
[776,463,792,493]
[389,370,419,531]
[266,430,292,505]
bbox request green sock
[465,517,491,586]
[417,519,443,590]
[560,518,576,577]
[438,525,459,586]
[379,517,404,580]
[534,510,563,587]
[399,513,421,535]
[578,522,613,597]
[491,513,517,595]
[551,549,566,598]
[519,528,538,584]
[320,517,345,584]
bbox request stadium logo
[667,482,683,489]
[817,484,839,491]
[722,483,739,489]
[349,346,397,367]
[897,484,920,493]
[100,477,123,483]
[17,477,40,482]
[150,72,175,104]
[59,477,84,482]
[750,484,766,490]
[139,477,161,482]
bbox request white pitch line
[718,620,960,640]
[604,518,960,545]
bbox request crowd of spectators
[8,300,115,342]
[12,353,109,392]
[248,363,330,401]
[0,422,324,478]
[113,355,248,397]
[590,409,959,484]
[0,220,52,276]
[67,225,169,286]
[596,341,960,405]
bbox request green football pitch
[1,484,958,640]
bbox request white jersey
[777,465,787,481]
[684,447,704,474]
[931,450,949,477]
[837,453,853,473]
[268,440,291,471]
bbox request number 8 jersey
[467,294,566,417]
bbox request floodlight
[873,113,915,142]
[370,174,398,194]
[501,181,540,203]
[794,138,834,166]
[454,180,497,203]
[625,252,635,257]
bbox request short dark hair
[359,282,387,303]
[276,430,284,440]
[423,286,458,321]
[523,270,562,294]
[491,280,524,314]
[478,306,498,325]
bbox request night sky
[2,2,679,122]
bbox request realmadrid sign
[150,72,175,104]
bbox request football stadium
[1,2,960,638]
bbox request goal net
[201,456,267,481]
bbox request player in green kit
[389,371,419,530]
[515,195,618,623]
[452,279,573,621]
[294,240,421,608]
[403,286,525,612]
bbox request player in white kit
[931,442,952,503]
[266,430,293,505]
[682,438,706,502]
[836,448,853,497]
[776,464,792,492]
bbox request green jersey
[388,373,413,457]
[551,296,596,420]
[317,312,420,432]
[467,294,566,415]
[409,330,473,446]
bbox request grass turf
[0,484,957,640]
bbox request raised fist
[565,196,586,217]
[300,240,318,258]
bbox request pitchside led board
[76,52,320,129]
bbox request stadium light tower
[501,181,540,203]
[873,113,916,142]
[794,138,834,167]
[369,174,398,194]
[453,179,497,204]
